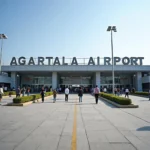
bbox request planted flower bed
[100,93,132,105]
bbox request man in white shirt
[0,86,4,103]
[125,88,129,98]
[65,86,69,102]
[103,87,107,93]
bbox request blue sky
[1,0,150,65]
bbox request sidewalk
[0,94,150,150]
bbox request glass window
[39,77,44,84]
[44,77,52,84]
[33,78,38,84]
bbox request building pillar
[136,72,142,91]
[95,72,101,88]
[11,72,17,89]
[52,72,57,89]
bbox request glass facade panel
[61,76,91,85]
[33,78,38,84]
[39,77,44,84]
[44,77,51,84]
[22,76,52,85]
[101,74,132,89]
[21,76,52,92]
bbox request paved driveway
[0,94,150,150]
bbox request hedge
[3,91,16,96]
[13,92,53,103]
[134,92,149,96]
[100,93,132,105]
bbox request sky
[0,0,150,65]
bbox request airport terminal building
[1,56,150,92]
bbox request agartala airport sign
[10,57,144,66]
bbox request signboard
[10,56,144,66]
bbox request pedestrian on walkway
[22,87,26,97]
[94,85,100,104]
[78,87,83,102]
[103,87,107,93]
[27,87,30,96]
[65,86,69,102]
[40,87,45,103]
[53,89,57,103]
[148,89,150,101]
[0,86,3,103]
[117,88,120,96]
[114,87,117,96]
[16,86,21,97]
[125,88,129,98]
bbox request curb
[6,101,33,106]
[100,97,139,108]
[5,95,53,107]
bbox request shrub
[13,92,53,103]
[13,95,36,103]
[45,92,53,96]
[134,92,149,96]
[3,91,16,96]
[13,98,22,103]
[100,93,132,105]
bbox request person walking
[22,87,26,97]
[78,87,83,102]
[114,87,117,96]
[53,89,57,103]
[0,86,3,104]
[117,88,120,96]
[65,86,69,102]
[94,85,100,104]
[148,89,150,101]
[40,87,45,103]
[16,86,21,97]
[27,87,30,96]
[125,88,129,98]
[103,87,107,93]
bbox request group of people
[101,86,130,98]
[114,87,130,98]
[49,85,100,104]
[16,87,31,97]
[1,85,150,105]
[49,85,133,104]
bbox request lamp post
[0,34,8,74]
[107,26,117,94]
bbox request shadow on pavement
[137,126,150,131]
[99,98,117,108]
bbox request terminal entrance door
[59,76,93,93]
[59,84,93,93]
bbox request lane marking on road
[71,103,77,150]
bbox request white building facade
[1,56,150,92]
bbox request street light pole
[107,26,117,94]
[111,29,115,94]
[0,34,7,74]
